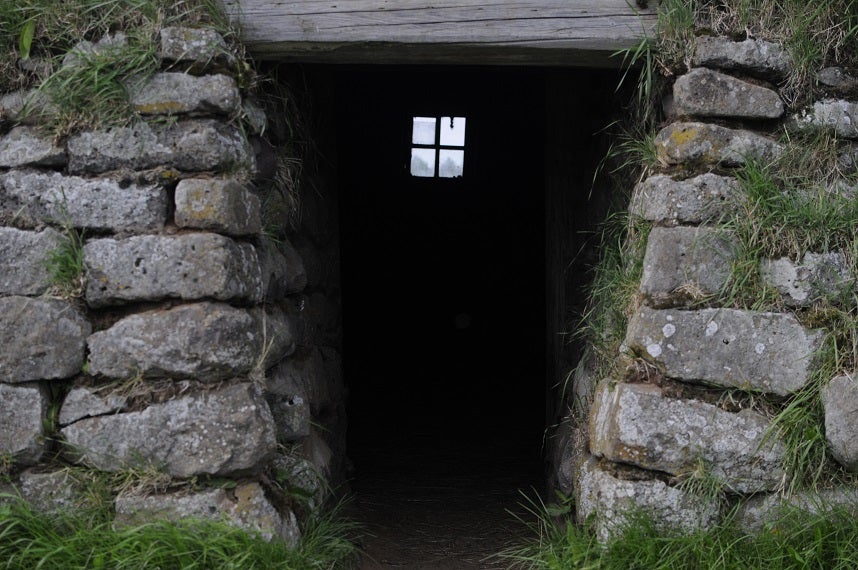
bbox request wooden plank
[221,0,656,66]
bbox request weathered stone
[271,453,327,509]
[822,374,858,472]
[551,421,588,497]
[590,381,784,493]
[791,100,858,139]
[268,391,310,443]
[301,428,333,481]
[655,122,781,167]
[62,33,127,68]
[761,252,853,307]
[674,68,783,119]
[242,98,268,135]
[62,382,276,477]
[128,72,240,116]
[640,227,737,308]
[258,236,307,301]
[84,234,263,307]
[0,89,54,124]
[88,302,263,381]
[267,350,327,413]
[0,297,90,382]
[0,227,61,295]
[737,488,858,533]
[159,27,238,74]
[67,119,254,175]
[0,170,167,232]
[175,178,261,236]
[0,383,47,465]
[115,482,299,545]
[817,67,858,97]
[625,306,822,395]
[59,385,128,426]
[253,304,297,370]
[0,126,66,168]
[576,457,719,542]
[693,37,792,79]
[19,469,87,514]
[630,173,743,225]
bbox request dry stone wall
[556,36,858,539]
[0,27,344,545]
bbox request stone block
[692,37,792,80]
[115,482,299,545]
[0,89,54,124]
[175,178,261,236]
[576,457,719,542]
[0,126,66,168]
[271,453,327,509]
[817,67,858,97]
[655,122,781,167]
[19,469,88,514]
[0,383,48,465]
[640,227,737,308]
[62,382,276,478]
[761,251,852,307]
[822,374,858,472]
[0,297,90,382]
[301,428,333,481]
[258,236,307,301]
[630,173,743,225]
[590,381,784,493]
[62,33,127,68]
[267,349,328,413]
[128,72,240,116]
[625,306,822,396]
[791,100,858,139]
[268,392,311,443]
[67,119,254,175]
[674,68,783,119]
[84,234,263,308]
[159,27,237,74]
[0,227,61,295]
[0,170,167,232]
[59,385,128,426]
[736,488,858,534]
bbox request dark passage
[337,67,548,567]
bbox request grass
[44,218,86,298]
[0,495,359,570]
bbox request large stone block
[87,302,292,381]
[129,72,240,116]
[625,306,822,395]
[59,385,127,426]
[115,482,299,545]
[760,251,852,307]
[174,178,261,236]
[61,382,276,478]
[817,67,858,97]
[674,68,783,119]
[258,236,307,301]
[19,469,88,514]
[84,234,263,307]
[266,348,341,414]
[67,119,254,175]
[640,227,736,308]
[576,457,719,542]
[692,37,792,80]
[0,297,90,382]
[655,122,781,167]
[0,126,66,168]
[0,170,167,232]
[0,89,54,125]
[590,381,784,493]
[630,173,743,226]
[159,27,237,74]
[822,374,858,472]
[736,488,858,533]
[0,227,61,295]
[792,100,858,139]
[0,383,48,465]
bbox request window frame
[410,115,466,179]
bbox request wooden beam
[221,1,656,67]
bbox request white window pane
[440,116,466,146]
[411,148,436,177]
[412,117,436,145]
[438,149,464,178]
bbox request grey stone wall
[0,27,344,544]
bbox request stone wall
[0,27,344,543]
[555,37,858,540]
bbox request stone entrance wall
[0,27,344,541]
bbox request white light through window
[410,116,466,178]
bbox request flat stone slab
[792,99,858,139]
[822,374,858,471]
[817,67,858,97]
[630,173,743,225]
[159,26,237,74]
[0,170,166,232]
[693,37,792,79]
[576,457,719,542]
[760,251,852,307]
[674,68,783,119]
[0,89,54,124]
[19,469,88,514]
[84,233,263,307]
[59,385,128,426]
[640,227,736,308]
[128,72,240,116]
[590,381,785,493]
[736,487,858,533]
[655,122,781,167]
[67,119,254,175]
[0,126,66,168]
[0,227,61,295]
[175,178,261,236]
[0,383,48,465]
[0,296,90,382]
[625,306,822,395]
[62,382,276,478]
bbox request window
[410,116,466,178]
